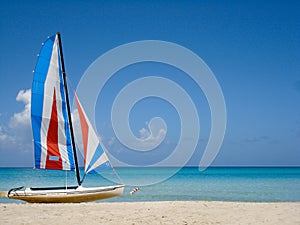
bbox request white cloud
[0,125,11,141]
[0,89,33,166]
[139,127,151,139]
[139,127,166,142]
[16,89,31,104]
[135,125,167,149]
[9,89,31,128]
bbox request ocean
[0,167,299,203]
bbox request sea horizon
[1,165,300,169]
[1,167,300,203]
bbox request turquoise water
[0,167,299,203]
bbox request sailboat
[8,33,124,203]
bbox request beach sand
[1,201,300,225]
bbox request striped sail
[31,34,75,171]
[75,94,111,174]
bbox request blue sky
[0,0,299,167]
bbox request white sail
[74,94,111,174]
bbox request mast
[57,32,81,186]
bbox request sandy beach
[1,201,299,225]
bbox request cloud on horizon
[244,135,271,143]
[9,89,31,128]
[0,89,33,166]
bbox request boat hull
[8,185,124,203]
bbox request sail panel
[75,95,111,174]
[86,143,111,173]
[31,34,75,171]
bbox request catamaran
[8,33,124,203]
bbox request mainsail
[75,95,111,174]
[31,33,111,176]
[31,35,75,171]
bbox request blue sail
[31,34,75,171]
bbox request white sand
[1,201,300,225]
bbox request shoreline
[1,201,300,225]
[1,199,300,203]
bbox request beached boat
[8,33,124,203]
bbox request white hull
[8,185,124,203]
